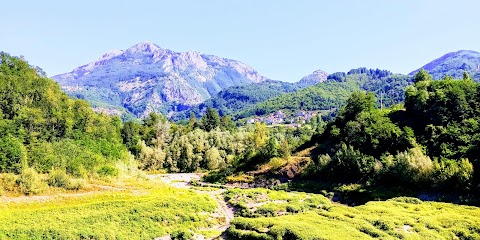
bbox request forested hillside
[235,68,413,120]
[0,53,130,193]
[308,70,479,194]
[172,80,300,120]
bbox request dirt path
[150,173,235,239]
[209,189,234,232]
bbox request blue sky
[2,0,479,82]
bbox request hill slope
[410,50,480,80]
[172,69,329,120]
[0,52,128,177]
[235,68,413,120]
[52,41,268,118]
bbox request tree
[0,135,27,173]
[188,112,197,131]
[263,136,279,159]
[252,122,268,150]
[201,108,220,132]
[338,91,375,123]
[205,147,222,170]
[414,69,432,83]
[220,115,236,132]
[121,121,142,156]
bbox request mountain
[296,69,328,87]
[410,50,480,80]
[52,41,268,118]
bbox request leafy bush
[388,146,434,185]
[0,135,27,174]
[171,228,193,240]
[266,157,286,171]
[17,168,45,195]
[96,165,119,178]
[47,169,85,190]
[1,173,17,191]
[47,170,70,188]
[389,197,422,204]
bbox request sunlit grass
[226,189,480,240]
[0,179,219,239]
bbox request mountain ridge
[409,50,480,79]
[53,41,269,117]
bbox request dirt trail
[151,173,235,239]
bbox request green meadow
[0,181,220,240]
[225,188,480,240]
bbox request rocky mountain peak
[126,41,162,53]
[297,69,328,87]
[52,41,269,118]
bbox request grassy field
[225,188,480,240]
[0,179,220,240]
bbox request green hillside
[235,68,413,120]
[0,53,129,184]
[306,70,479,194]
[172,80,300,120]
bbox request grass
[225,188,480,240]
[0,179,219,239]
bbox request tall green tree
[201,108,220,132]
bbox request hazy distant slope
[410,50,480,80]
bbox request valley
[2,47,480,239]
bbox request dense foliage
[234,68,413,120]
[310,70,479,194]
[0,53,129,178]
[172,80,301,120]
[122,109,322,173]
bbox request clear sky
[2,0,479,82]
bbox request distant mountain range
[52,44,480,120]
[53,41,268,118]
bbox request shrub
[0,135,27,174]
[47,169,71,188]
[432,158,473,191]
[47,169,85,190]
[170,229,193,240]
[97,165,119,178]
[390,146,433,185]
[1,173,17,191]
[17,168,45,195]
[67,178,86,190]
[389,197,422,204]
[267,157,286,171]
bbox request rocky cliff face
[53,41,268,117]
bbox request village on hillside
[246,110,319,126]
